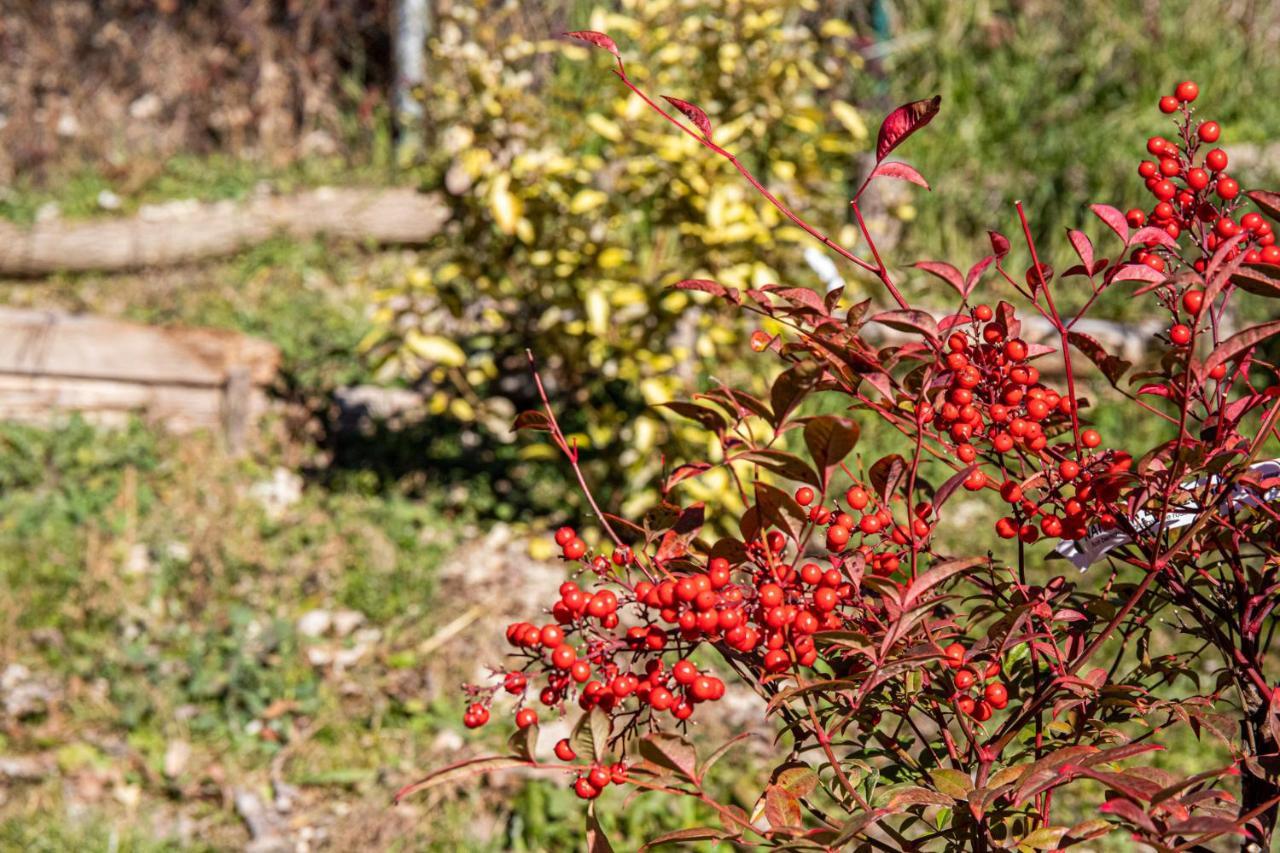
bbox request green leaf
[507,724,538,761]
[1019,826,1068,850]
[930,768,974,799]
[771,762,820,797]
[572,707,612,763]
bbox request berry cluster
[941,642,1009,721]
[919,303,1122,542]
[459,512,928,796]
[1124,81,1275,347]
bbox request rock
[250,468,303,520]
[96,189,122,211]
[0,664,60,719]
[124,543,151,576]
[331,610,366,638]
[296,609,332,639]
[233,787,291,853]
[129,93,162,120]
[163,740,191,779]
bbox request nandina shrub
[397,35,1280,852]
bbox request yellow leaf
[597,247,629,269]
[585,289,609,336]
[405,331,467,367]
[831,100,868,141]
[570,189,609,214]
[490,174,522,235]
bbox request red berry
[1205,148,1228,171]
[1187,168,1209,190]
[515,708,538,729]
[1146,136,1169,156]
[1082,429,1101,448]
[554,526,576,546]
[1182,289,1205,315]
[956,695,976,715]
[794,486,815,506]
[955,667,977,689]
[972,700,994,721]
[943,642,966,667]
[1198,121,1220,143]
[563,538,587,560]
[588,765,611,789]
[1175,81,1199,102]
[1158,95,1179,114]
[1170,324,1192,346]
[574,777,600,799]
[1263,246,1280,264]
[985,682,1009,709]
[1152,180,1176,201]
[1217,177,1240,200]
[1125,208,1146,227]
[554,738,577,761]
[551,644,577,669]
[845,485,869,510]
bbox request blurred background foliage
[2,1,1280,850]
[361,0,883,519]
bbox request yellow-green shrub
[363,0,885,513]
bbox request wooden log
[0,187,450,276]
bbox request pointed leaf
[1067,331,1131,386]
[565,30,620,58]
[966,256,996,294]
[1247,189,1280,222]
[803,416,860,475]
[870,161,930,189]
[1204,319,1280,377]
[1110,263,1166,284]
[393,756,532,803]
[988,230,1011,259]
[871,309,939,342]
[640,827,728,851]
[875,96,941,161]
[1090,204,1130,242]
[638,733,699,782]
[587,803,615,852]
[913,260,965,296]
[1068,229,1094,269]
[573,707,613,763]
[902,558,987,610]
[513,410,551,432]
[1131,225,1179,249]
[662,96,713,138]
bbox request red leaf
[393,756,533,804]
[674,278,725,296]
[1110,263,1166,284]
[1068,229,1094,270]
[871,309,940,342]
[875,95,941,162]
[565,30,620,58]
[988,230,1011,259]
[1247,189,1280,221]
[912,260,965,296]
[1130,225,1179,249]
[870,161,930,190]
[662,96,713,138]
[1090,204,1130,243]
[1204,319,1280,377]
[966,256,996,294]
[901,558,987,610]
[666,462,712,490]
